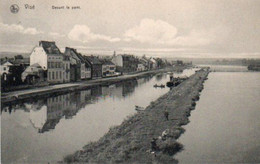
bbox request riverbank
[64,68,209,163]
[1,66,184,104]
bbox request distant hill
[0,52,30,58]
[165,57,260,66]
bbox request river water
[1,69,197,163]
[176,66,260,163]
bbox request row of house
[1,41,171,87]
[111,53,170,73]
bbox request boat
[166,81,180,87]
[153,84,165,88]
[166,78,183,88]
[135,105,145,111]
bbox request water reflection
[1,78,142,134]
[1,69,198,163]
[155,73,165,81]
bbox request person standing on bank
[164,109,169,120]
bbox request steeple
[113,51,116,57]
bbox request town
[0,41,185,92]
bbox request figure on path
[151,138,158,151]
[164,109,169,120]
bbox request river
[1,69,197,163]
[175,66,260,163]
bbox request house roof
[141,56,153,64]
[150,58,157,63]
[78,53,91,67]
[40,118,61,133]
[64,47,81,61]
[84,56,102,65]
[0,61,13,65]
[64,47,91,67]
[99,58,115,65]
[31,63,42,68]
[39,41,62,55]
[137,60,143,64]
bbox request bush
[159,139,183,156]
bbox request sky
[0,0,260,58]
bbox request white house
[150,58,158,69]
[21,63,45,84]
[30,41,70,83]
[29,105,47,132]
[0,61,13,75]
[111,54,123,67]
[137,62,146,72]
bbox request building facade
[99,59,116,77]
[64,47,91,81]
[84,56,102,79]
[137,62,146,72]
[30,41,70,83]
[21,63,45,84]
[111,54,139,73]
[0,61,13,76]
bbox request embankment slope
[64,68,209,163]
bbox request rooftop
[84,56,102,65]
[39,41,62,55]
[99,58,115,65]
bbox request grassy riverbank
[64,68,209,163]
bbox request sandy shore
[64,68,209,163]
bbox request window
[48,62,50,68]
[3,67,6,71]
[60,71,62,79]
[66,73,68,79]
[56,71,58,79]
[49,72,51,80]
[52,72,55,79]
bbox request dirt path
[64,68,209,163]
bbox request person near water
[151,138,158,151]
[164,109,169,120]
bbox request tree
[14,55,24,60]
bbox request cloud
[121,47,196,52]
[0,23,43,35]
[124,18,214,46]
[124,19,177,44]
[68,24,120,43]
[169,30,213,46]
[49,32,66,37]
